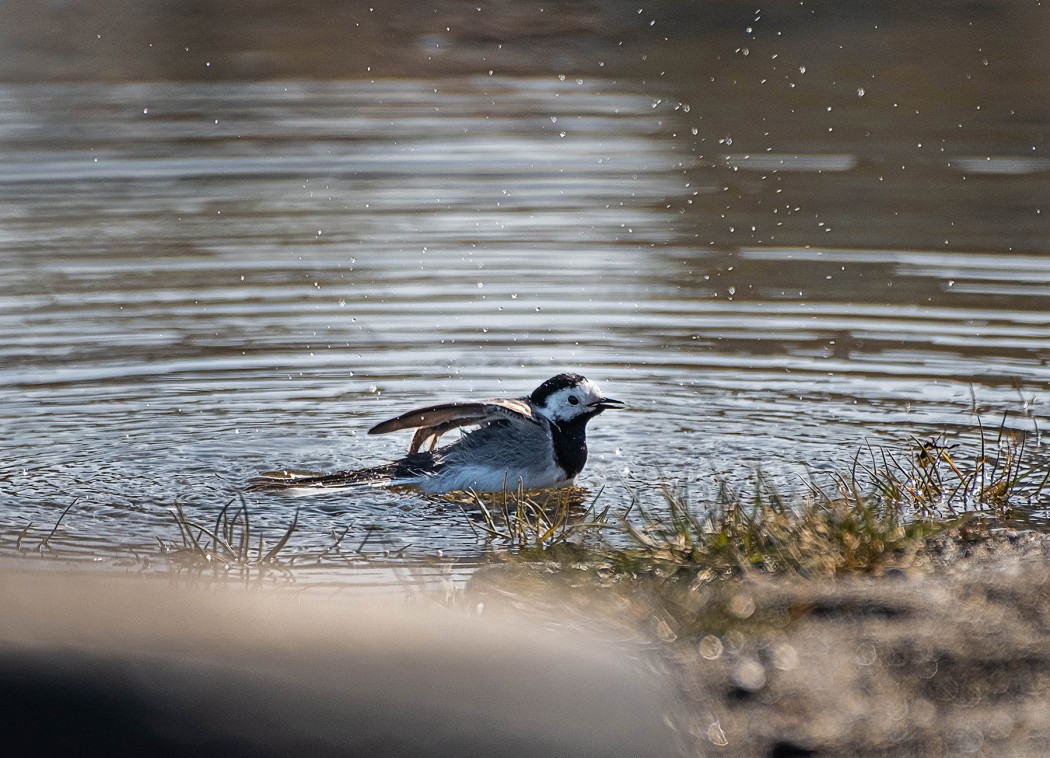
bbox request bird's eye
[567,395,580,405]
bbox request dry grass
[860,422,1048,518]
[452,484,611,551]
[160,495,299,570]
[467,423,1048,578]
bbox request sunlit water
[1,74,1047,586]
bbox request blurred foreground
[2,530,1048,757]
[0,568,679,757]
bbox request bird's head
[530,373,624,425]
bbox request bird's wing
[368,398,539,454]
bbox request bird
[250,373,624,494]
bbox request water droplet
[707,723,728,747]
[698,635,723,660]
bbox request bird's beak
[590,397,625,412]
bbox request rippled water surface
[2,2,1048,585]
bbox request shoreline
[469,529,1050,757]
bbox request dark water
[1,2,1048,585]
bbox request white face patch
[536,379,605,423]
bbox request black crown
[529,373,586,405]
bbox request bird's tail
[247,464,399,494]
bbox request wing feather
[368,398,538,454]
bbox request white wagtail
[252,373,624,494]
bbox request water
[2,2,1048,584]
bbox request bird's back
[412,416,566,492]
